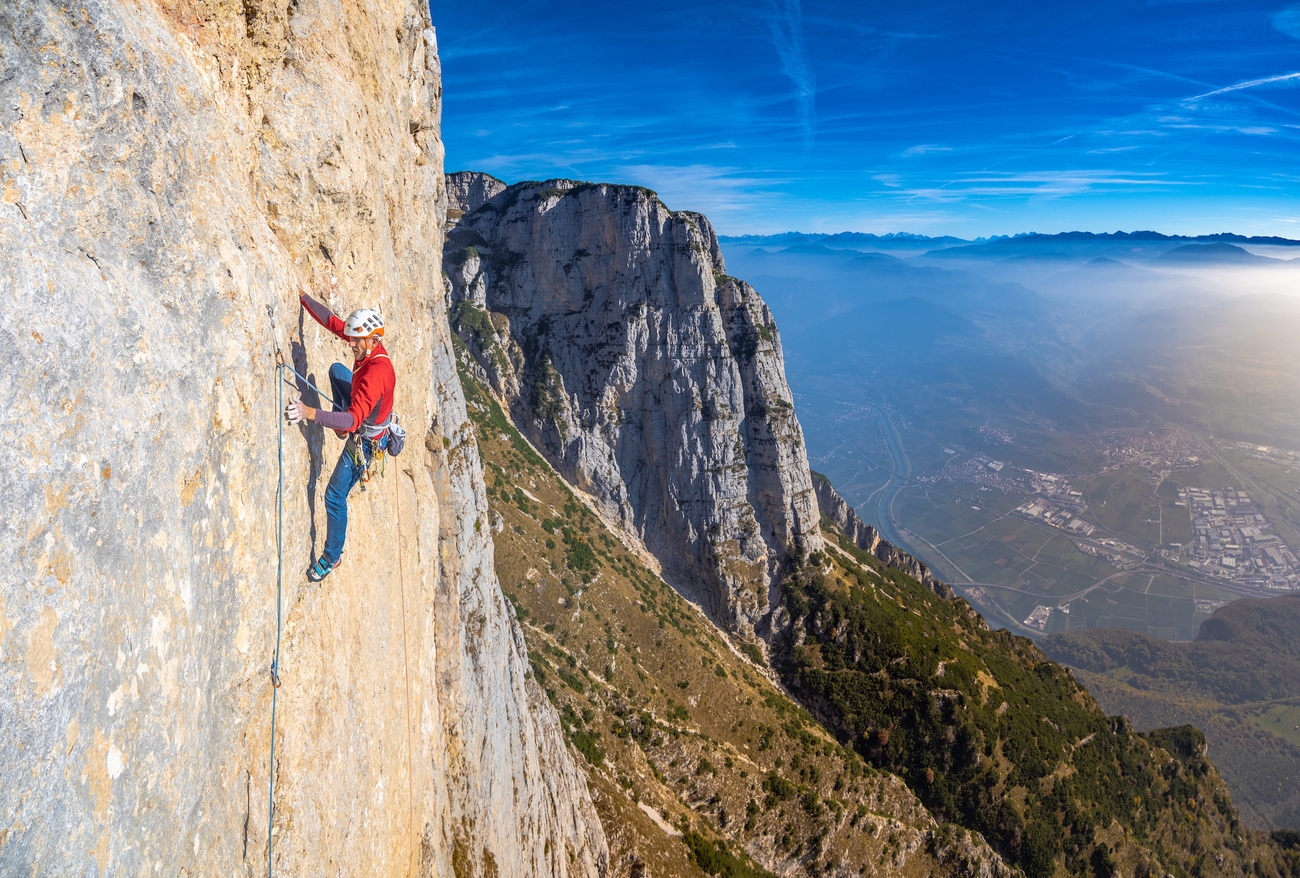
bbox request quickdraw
[354,436,387,490]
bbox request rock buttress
[446,171,507,228]
[0,2,605,876]
[444,180,822,634]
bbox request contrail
[1190,71,1300,100]
[766,0,816,148]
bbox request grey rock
[0,3,604,876]
[928,825,1020,878]
[812,471,953,598]
[445,179,823,633]
[447,171,508,220]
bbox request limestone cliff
[0,3,603,876]
[446,171,506,227]
[811,471,951,597]
[444,179,823,634]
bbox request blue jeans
[321,363,370,565]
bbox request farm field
[1250,704,1300,748]
[797,382,1287,640]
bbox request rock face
[0,4,603,877]
[446,171,507,224]
[811,471,950,597]
[445,179,823,633]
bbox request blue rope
[280,362,340,410]
[267,360,285,877]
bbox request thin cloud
[611,163,788,226]
[902,144,952,157]
[435,2,1300,239]
[1275,6,1300,40]
[1190,72,1300,101]
[904,170,1188,204]
[765,0,817,148]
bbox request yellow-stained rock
[0,1,606,875]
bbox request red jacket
[301,295,395,435]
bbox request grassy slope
[460,361,1297,878]
[460,367,1008,878]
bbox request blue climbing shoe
[307,555,339,582]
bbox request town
[1179,486,1300,590]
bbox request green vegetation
[780,528,1298,878]
[530,352,567,427]
[446,244,479,264]
[571,728,605,765]
[1252,705,1300,748]
[682,831,778,878]
[459,360,547,468]
[1043,598,1300,829]
[458,361,1300,878]
[458,364,1031,877]
[449,299,513,378]
[1075,669,1300,831]
[450,299,495,347]
[566,538,597,574]
[1044,597,1300,705]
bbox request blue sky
[430,1,1300,238]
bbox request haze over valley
[722,232,1300,640]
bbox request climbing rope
[267,350,286,878]
[393,469,416,870]
[279,361,340,410]
[259,304,414,873]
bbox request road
[804,396,1282,627]
[870,405,911,551]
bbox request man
[285,293,396,582]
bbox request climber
[284,293,396,582]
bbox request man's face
[348,335,373,359]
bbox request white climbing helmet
[344,308,384,338]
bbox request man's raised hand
[285,395,310,426]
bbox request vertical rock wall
[0,2,604,876]
[445,171,506,228]
[444,178,822,633]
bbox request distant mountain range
[719,229,1300,250]
[718,231,972,249]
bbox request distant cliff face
[446,171,507,226]
[811,472,951,598]
[445,179,822,632]
[0,4,602,877]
